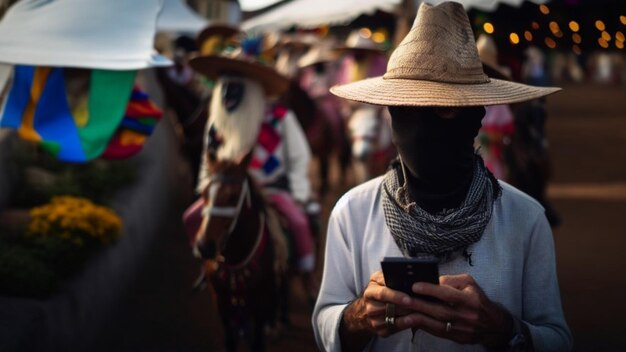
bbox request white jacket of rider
[198,106,312,204]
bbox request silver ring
[385,303,396,328]
[445,321,453,333]
[385,316,396,327]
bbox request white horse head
[347,105,393,182]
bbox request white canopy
[243,0,550,33]
[428,0,549,12]
[242,0,401,34]
[0,0,172,70]
[156,0,209,34]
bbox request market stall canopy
[242,0,552,33]
[0,0,171,70]
[427,0,550,12]
[242,0,402,33]
[156,0,209,34]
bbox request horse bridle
[202,174,252,239]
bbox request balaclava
[388,106,485,213]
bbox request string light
[602,31,611,42]
[483,22,494,34]
[372,32,385,44]
[568,21,579,32]
[595,20,605,31]
[616,32,625,42]
[617,41,624,49]
[549,21,560,34]
[545,37,556,49]
[524,31,533,41]
[621,15,626,25]
[531,21,540,30]
[509,32,520,45]
[572,33,582,44]
[598,38,609,48]
[539,4,550,15]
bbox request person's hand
[342,271,416,338]
[399,273,514,347]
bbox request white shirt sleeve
[282,110,311,202]
[522,212,573,351]
[312,198,363,352]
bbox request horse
[193,152,287,352]
[281,80,350,196]
[347,104,396,183]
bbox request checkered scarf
[381,156,501,261]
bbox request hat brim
[330,76,560,107]
[196,24,240,48]
[189,55,290,97]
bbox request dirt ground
[269,82,626,352]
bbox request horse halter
[202,174,252,236]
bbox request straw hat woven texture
[330,1,560,107]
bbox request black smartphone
[381,256,439,300]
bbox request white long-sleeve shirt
[313,177,572,352]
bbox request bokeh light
[598,37,609,48]
[617,41,624,49]
[545,37,556,49]
[572,33,582,44]
[549,21,560,34]
[539,4,550,15]
[531,21,540,30]
[621,15,626,25]
[568,21,579,32]
[359,28,372,38]
[595,20,605,31]
[616,32,625,42]
[372,32,385,44]
[601,31,611,42]
[483,22,494,34]
[572,45,581,55]
[524,31,533,41]
[509,33,520,45]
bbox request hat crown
[384,2,488,84]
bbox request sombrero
[189,36,289,97]
[335,30,384,54]
[298,39,339,68]
[476,34,512,81]
[330,1,560,107]
[196,23,241,55]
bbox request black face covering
[388,106,485,212]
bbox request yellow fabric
[18,67,50,142]
[119,129,146,146]
[72,94,89,127]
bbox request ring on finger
[445,321,453,333]
[385,315,396,327]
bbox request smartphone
[381,256,439,300]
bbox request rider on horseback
[192,30,318,293]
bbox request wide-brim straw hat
[189,48,289,97]
[335,30,384,54]
[298,40,339,68]
[476,34,512,80]
[331,1,560,107]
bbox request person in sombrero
[312,2,572,351]
[188,35,319,296]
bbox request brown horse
[194,153,286,352]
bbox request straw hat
[336,30,384,54]
[196,24,241,56]
[298,39,339,68]
[476,34,512,80]
[331,1,560,107]
[189,37,289,97]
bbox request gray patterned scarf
[381,156,501,261]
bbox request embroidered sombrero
[189,36,290,97]
[330,1,560,107]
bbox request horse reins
[202,175,252,243]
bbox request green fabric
[79,69,136,160]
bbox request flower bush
[27,196,122,248]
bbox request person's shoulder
[498,180,545,215]
[331,176,383,216]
